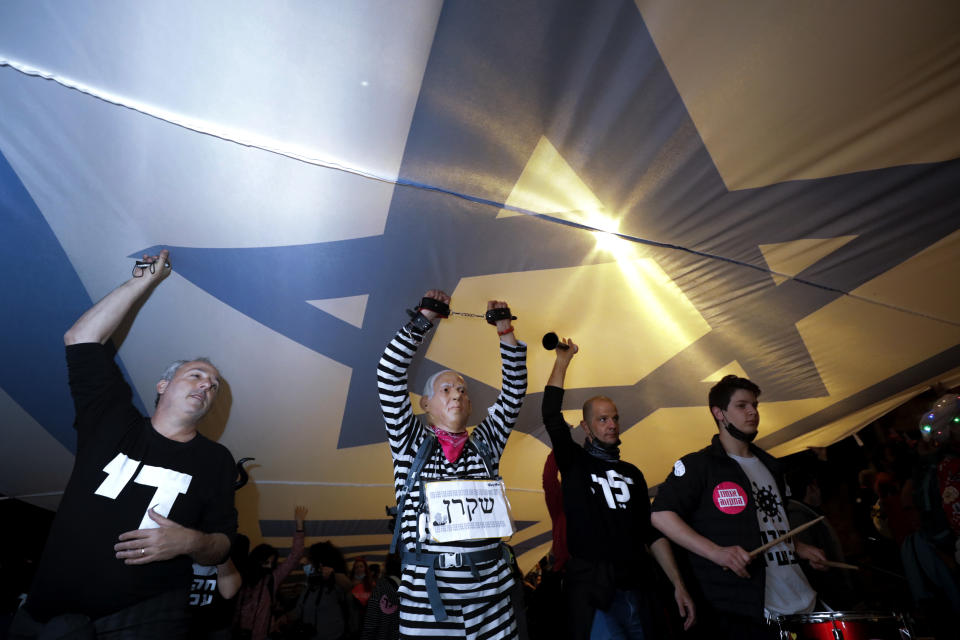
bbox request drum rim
[775,610,902,623]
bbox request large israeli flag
[2,0,958,567]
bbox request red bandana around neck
[431,425,468,463]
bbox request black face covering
[721,414,758,443]
[583,425,621,461]
[724,422,758,443]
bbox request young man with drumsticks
[651,375,828,639]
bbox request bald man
[542,337,694,639]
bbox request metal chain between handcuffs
[407,296,515,325]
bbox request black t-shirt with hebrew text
[24,343,237,621]
[542,385,662,588]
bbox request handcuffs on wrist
[405,296,516,331]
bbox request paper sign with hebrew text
[424,479,516,543]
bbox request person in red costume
[542,452,570,572]
[351,557,375,608]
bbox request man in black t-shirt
[650,375,827,640]
[11,249,237,640]
[541,337,694,639]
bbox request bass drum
[774,611,912,640]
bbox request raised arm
[271,506,308,587]
[472,298,528,456]
[546,337,577,388]
[541,338,579,464]
[377,290,448,450]
[65,249,171,345]
[488,298,518,347]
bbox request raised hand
[419,289,451,322]
[65,248,173,345]
[294,505,308,530]
[555,337,578,363]
[487,299,518,346]
[486,299,512,333]
[132,249,172,285]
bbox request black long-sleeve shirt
[26,344,236,621]
[541,385,661,588]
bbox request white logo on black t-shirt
[95,452,193,528]
[590,470,635,509]
[190,564,218,606]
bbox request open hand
[295,505,308,530]
[115,508,196,565]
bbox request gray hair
[155,357,218,407]
[421,369,458,401]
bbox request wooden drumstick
[748,516,825,558]
[821,560,859,570]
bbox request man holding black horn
[651,375,827,639]
[377,289,528,639]
[541,336,695,638]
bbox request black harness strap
[389,435,437,554]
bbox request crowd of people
[167,510,404,640]
[2,252,958,639]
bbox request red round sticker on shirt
[712,481,748,514]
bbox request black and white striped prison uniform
[377,324,527,640]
